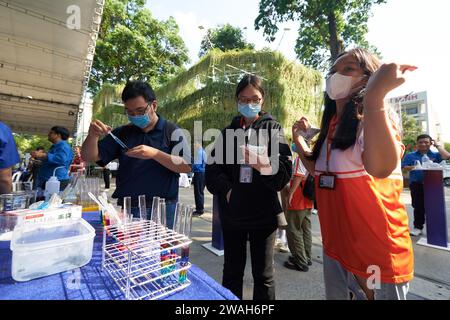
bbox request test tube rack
[102,220,192,300]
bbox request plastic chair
[12,171,22,183]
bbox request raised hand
[366,63,417,100]
[292,117,310,142]
[88,120,111,138]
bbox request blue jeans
[130,200,177,230]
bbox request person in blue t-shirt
[32,126,73,192]
[401,134,450,236]
[192,140,207,216]
[0,121,20,194]
[81,81,191,228]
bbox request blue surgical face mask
[128,112,151,129]
[238,103,261,119]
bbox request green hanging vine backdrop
[92,49,323,140]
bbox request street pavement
[105,179,450,300]
[180,184,450,300]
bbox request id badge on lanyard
[239,125,253,184]
[318,141,336,190]
[240,165,253,183]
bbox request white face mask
[326,73,360,100]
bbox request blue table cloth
[0,212,237,300]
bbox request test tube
[173,203,185,234]
[160,198,167,228]
[179,205,193,283]
[138,195,147,221]
[151,196,160,224]
[184,205,194,238]
[159,198,171,274]
[123,196,132,224]
[169,202,185,273]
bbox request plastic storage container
[0,204,82,241]
[10,218,95,282]
[0,213,20,241]
[0,191,36,212]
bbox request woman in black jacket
[205,74,292,300]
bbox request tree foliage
[199,24,255,57]
[89,0,189,93]
[445,143,450,153]
[255,0,385,70]
[401,112,422,152]
[13,134,52,156]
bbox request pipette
[108,131,129,150]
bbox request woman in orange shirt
[292,48,416,300]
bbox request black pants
[410,182,425,230]
[103,169,110,189]
[222,227,276,300]
[193,172,205,212]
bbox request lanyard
[326,116,338,173]
[241,116,259,145]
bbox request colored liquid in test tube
[159,199,171,274]
[179,246,190,283]
[167,203,184,273]
[178,205,193,283]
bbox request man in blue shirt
[81,81,191,228]
[402,134,450,236]
[32,126,73,191]
[192,140,207,216]
[0,121,20,194]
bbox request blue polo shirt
[37,140,73,185]
[97,115,190,205]
[0,121,20,170]
[192,147,207,173]
[401,150,442,183]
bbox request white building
[74,96,93,146]
[388,91,440,139]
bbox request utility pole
[276,27,291,51]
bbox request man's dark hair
[51,126,70,140]
[122,81,156,103]
[417,134,432,142]
[36,146,45,151]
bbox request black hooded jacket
[205,112,292,230]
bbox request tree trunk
[327,10,342,63]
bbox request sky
[146,0,450,142]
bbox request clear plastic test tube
[123,196,132,224]
[151,196,160,224]
[138,195,147,221]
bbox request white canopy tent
[0,0,103,135]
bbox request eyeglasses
[237,97,262,106]
[125,103,151,116]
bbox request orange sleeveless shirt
[315,116,414,284]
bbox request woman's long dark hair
[236,74,265,100]
[310,48,381,161]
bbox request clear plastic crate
[10,218,95,282]
[0,204,82,241]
